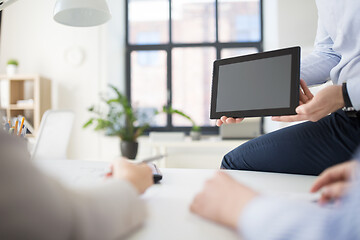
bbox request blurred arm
[240,169,360,240]
[0,132,146,240]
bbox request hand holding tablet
[271,79,313,122]
[210,47,301,121]
[216,116,244,127]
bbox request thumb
[296,100,316,114]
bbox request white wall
[0,0,125,161]
[263,0,318,133]
[264,0,318,51]
[0,0,319,160]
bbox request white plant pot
[6,64,18,76]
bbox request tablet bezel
[210,47,300,119]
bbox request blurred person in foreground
[191,148,360,240]
[0,129,153,240]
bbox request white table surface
[129,168,317,240]
[35,160,318,240]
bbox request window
[126,0,263,133]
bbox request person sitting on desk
[0,130,153,240]
[218,0,360,176]
[191,148,360,239]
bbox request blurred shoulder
[0,130,30,163]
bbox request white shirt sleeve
[300,18,341,86]
[238,171,360,240]
[346,74,360,110]
[336,3,360,110]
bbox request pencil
[18,117,25,136]
[14,119,18,135]
[137,155,166,164]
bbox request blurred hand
[190,171,258,229]
[216,116,244,127]
[310,160,358,204]
[112,159,153,194]
[272,80,344,122]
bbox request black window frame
[125,0,264,134]
[0,11,2,35]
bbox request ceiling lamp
[0,0,19,11]
[53,0,111,27]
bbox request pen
[138,155,166,164]
[14,119,18,135]
[105,155,166,178]
[18,117,25,136]
[4,123,10,131]
[21,126,27,137]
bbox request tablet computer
[210,47,300,119]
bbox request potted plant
[83,85,150,159]
[6,59,19,76]
[162,106,201,140]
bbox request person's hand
[272,79,312,122]
[298,79,314,105]
[111,159,153,194]
[216,116,244,127]
[272,80,344,122]
[310,160,358,204]
[190,171,258,229]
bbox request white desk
[139,136,247,169]
[129,169,317,240]
[36,160,318,240]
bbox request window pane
[219,0,261,42]
[128,0,169,45]
[131,51,167,127]
[221,47,259,58]
[172,47,216,127]
[172,0,216,43]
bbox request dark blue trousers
[221,110,360,175]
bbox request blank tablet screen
[216,55,291,112]
[210,47,300,119]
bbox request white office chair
[31,110,74,161]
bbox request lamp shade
[53,0,111,27]
[0,0,19,11]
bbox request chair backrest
[31,110,74,161]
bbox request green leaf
[192,125,201,132]
[83,118,94,128]
[83,84,152,140]
[107,98,120,105]
[134,124,150,139]
[7,59,18,66]
[163,105,197,127]
[87,105,95,112]
[94,118,111,131]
